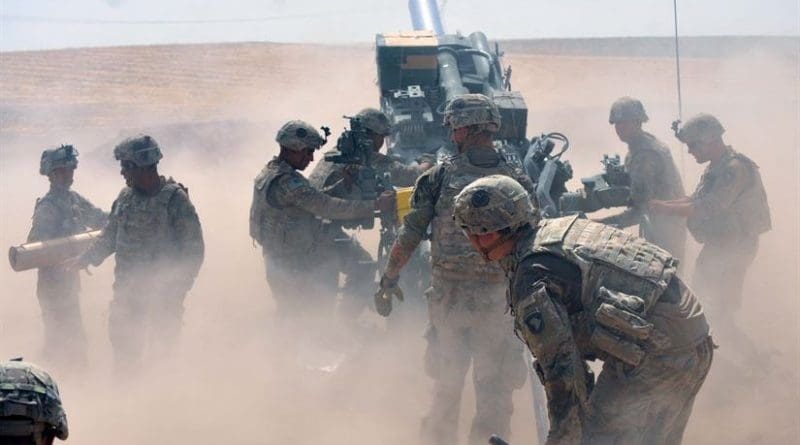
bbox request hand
[374,273,404,317]
[375,190,396,215]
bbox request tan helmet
[454,175,537,234]
[355,108,392,136]
[443,93,501,133]
[114,135,163,167]
[0,359,69,441]
[39,145,78,175]
[677,113,725,143]
[608,96,649,124]
[275,120,326,151]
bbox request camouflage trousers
[263,253,338,318]
[692,237,757,328]
[583,337,713,444]
[327,229,377,322]
[36,267,88,369]
[421,275,527,445]
[108,280,187,377]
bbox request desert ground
[1,36,798,444]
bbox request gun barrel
[408,0,445,35]
[8,230,101,272]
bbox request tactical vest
[249,159,324,262]
[112,179,183,266]
[517,215,683,365]
[33,190,87,239]
[688,149,771,243]
[430,148,531,281]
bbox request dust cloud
[1,38,798,444]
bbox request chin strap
[475,230,519,262]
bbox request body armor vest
[431,148,531,280]
[688,150,771,243]
[526,215,678,314]
[112,180,182,268]
[250,159,324,263]
[34,190,90,239]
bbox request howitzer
[9,230,100,272]
[559,154,631,215]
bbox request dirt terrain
[1,37,798,444]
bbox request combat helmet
[39,145,79,176]
[114,135,163,167]
[355,108,392,136]
[454,175,537,235]
[443,93,501,133]
[677,113,725,143]
[608,97,649,124]
[0,359,68,441]
[276,120,326,151]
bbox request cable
[672,0,686,179]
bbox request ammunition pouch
[590,286,671,366]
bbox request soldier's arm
[383,167,440,278]
[512,256,589,445]
[27,200,61,242]
[167,189,205,290]
[278,173,375,220]
[74,193,109,230]
[80,198,120,267]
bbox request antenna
[672,0,686,179]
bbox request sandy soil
[0,38,798,444]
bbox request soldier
[597,97,686,260]
[249,120,395,317]
[307,108,434,321]
[28,145,107,370]
[453,175,713,445]
[71,135,205,377]
[649,113,771,354]
[375,94,531,445]
[0,359,69,444]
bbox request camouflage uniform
[0,359,69,443]
[80,136,204,374]
[249,121,377,316]
[28,145,107,369]
[601,98,687,259]
[678,114,771,331]
[454,176,713,445]
[389,95,532,445]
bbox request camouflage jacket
[82,176,204,293]
[396,145,535,281]
[599,132,686,255]
[28,186,107,242]
[503,217,708,443]
[688,146,771,244]
[250,157,375,265]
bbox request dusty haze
[1,37,798,444]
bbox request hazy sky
[1,0,798,51]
